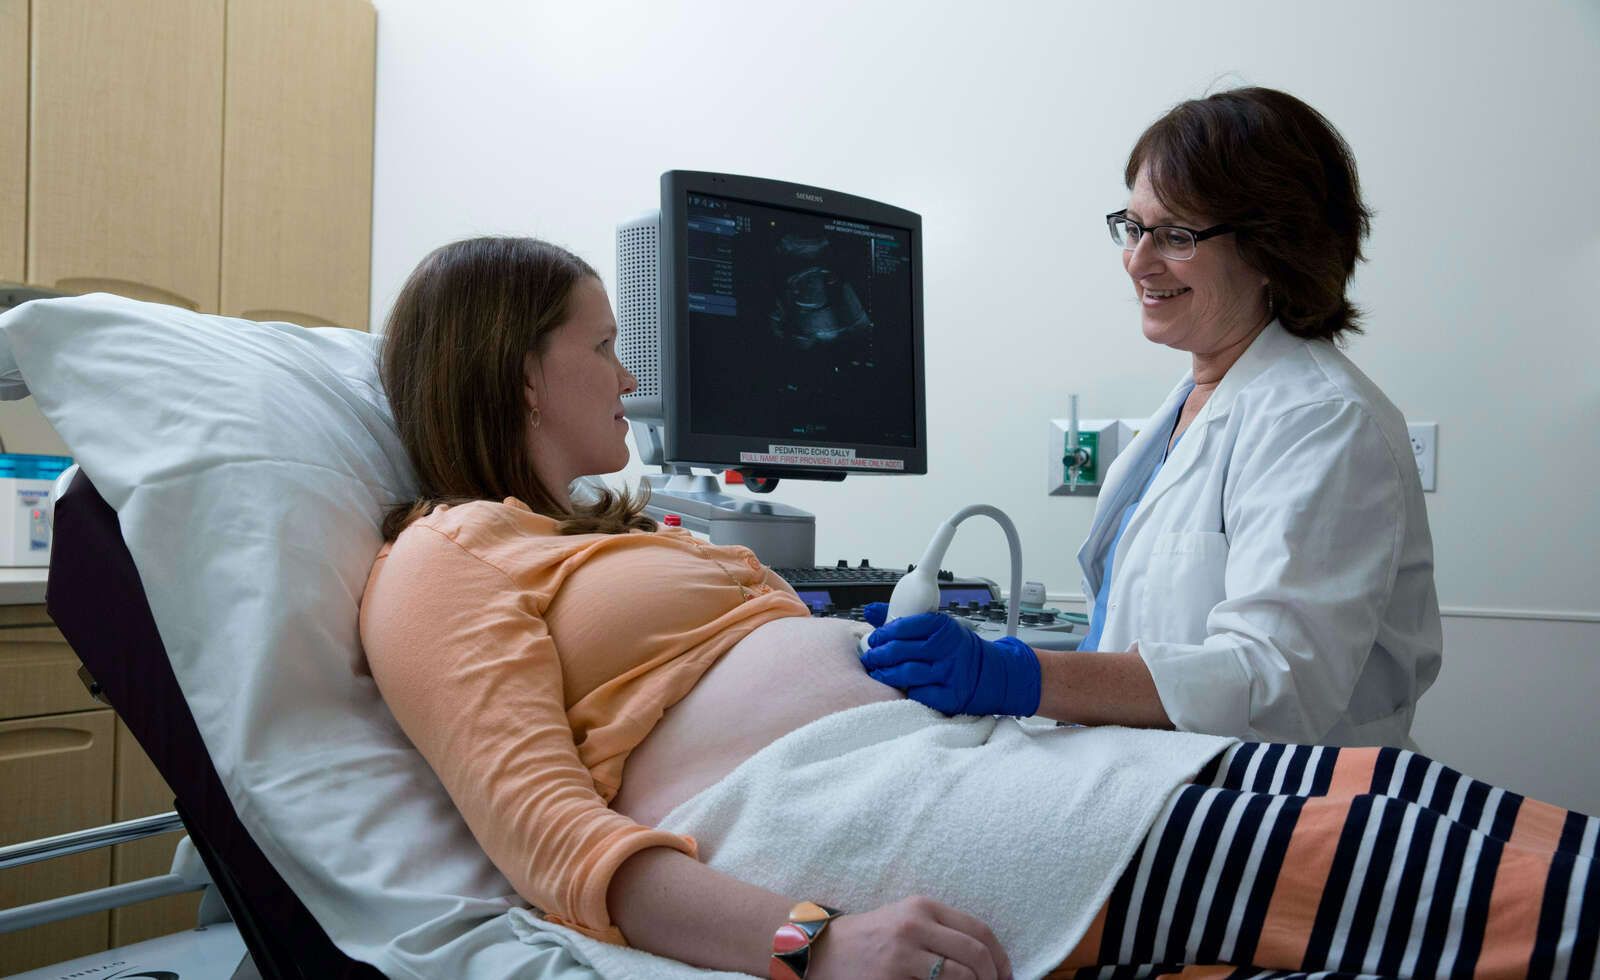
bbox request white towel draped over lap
[515,700,1235,979]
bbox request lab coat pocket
[1144,531,1230,644]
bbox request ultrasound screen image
[684,192,916,449]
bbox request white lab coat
[1078,321,1442,747]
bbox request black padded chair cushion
[46,470,383,979]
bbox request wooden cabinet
[28,0,225,312]
[222,0,376,330]
[0,0,25,284]
[0,710,115,976]
[0,613,103,721]
[12,0,374,328]
[0,607,194,973]
[110,719,199,948]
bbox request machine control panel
[771,562,1083,651]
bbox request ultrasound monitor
[616,171,925,567]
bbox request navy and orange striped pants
[1051,743,1599,979]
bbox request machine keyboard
[771,566,904,586]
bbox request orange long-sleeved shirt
[358,497,810,942]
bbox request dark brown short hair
[379,236,654,540]
[1126,86,1374,342]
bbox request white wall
[1416,615,1600,814]
[368,2,1600,801]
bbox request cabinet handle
[0,726,95,762]
[52,278,199,311]
[240,308,341,328]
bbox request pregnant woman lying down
[360,237,1598,980]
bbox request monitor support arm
[641,469,816,568]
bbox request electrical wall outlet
[1407,422,1437,492]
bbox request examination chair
[47,468,382,980]
[0,293,604,979]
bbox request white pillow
[0,294,590,978]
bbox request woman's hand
[810,896,1012,980]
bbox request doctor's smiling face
[524,276,638,493]
[1124,162,1270,367]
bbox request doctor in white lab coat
[864,87,1442,746]
[1073,316,1442,746]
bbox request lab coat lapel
[1120,321,1294,540]
[1076,375,1193,591]
[1198,319,1296,421]
[1122,389,1213,539]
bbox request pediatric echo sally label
[740,445,906,470]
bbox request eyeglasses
[1106,209,1234,261]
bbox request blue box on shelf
[0,453,74,566]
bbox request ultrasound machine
[616,171,1081,650]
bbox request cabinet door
[0,710,114,975]
[0,620,102,721]
[221,0,375,331]
[29,0,224,311]
[110,718,199,947]
[0,0,25,284]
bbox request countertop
[0,566,49,605]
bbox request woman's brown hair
[379,236,655,540]
[1125,86,1374,342]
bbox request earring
[529,407,542,430]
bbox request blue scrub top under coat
[1081,385,1193,652]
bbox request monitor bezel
[658,170,928,478]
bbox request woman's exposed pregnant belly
[610,616,902,827]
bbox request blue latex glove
[860,611,1041,717]
[863,602,890,628]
